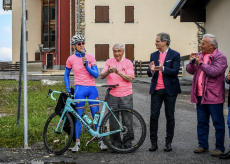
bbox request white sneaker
[72,144,80,152]
[98,141,108,150]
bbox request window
[125,44,134,61]
[50,6,55,20]
[125,6,134,23]
[43,26,48,47]
[26,10,28,20]
[42,0,56,48]
[49,30,55,47]
[95,6,109,23]
[95,44,109,60]
[43,6,48,21]
[35,52,40,61]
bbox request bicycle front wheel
[43,112,74,155]
[101,109,146,153]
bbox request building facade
[170,0,230,80]
[8,0,199,71]
[84,0,199,70]
[11,0,75,70]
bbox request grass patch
[0,80,102,153]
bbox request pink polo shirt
[101,58,134,97]
[155,51,167,90]
[197,54,210,96]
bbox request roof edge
[170,0,184,16]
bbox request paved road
[0,78,230,164]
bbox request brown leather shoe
[211,149,224,156]
[194,147,209,153]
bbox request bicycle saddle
[101,84,119,88]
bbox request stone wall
[197,22,204,52]
[76,0,85,36]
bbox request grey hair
[203,34,218,48]
[112,43,125,51]
[157,32,171,46]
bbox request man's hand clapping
[155,60,163,71]
[149,61,155,73]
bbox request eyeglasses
[77,42,85,46]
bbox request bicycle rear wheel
[43,112,74,155]
[101,109,146,153]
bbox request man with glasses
[64,34,107,152]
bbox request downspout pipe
[78,0,80,34]
[194,22,205,37]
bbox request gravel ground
[0,78,230,164]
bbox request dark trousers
[196,96,225,152]
[150,89,177,143]
[107,94,134,147]
[228,107,230,143]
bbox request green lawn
[0,79,101,152]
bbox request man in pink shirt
[147,33,181,152]
[100,43,134,149]
[187,34,227,157]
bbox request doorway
[47,54,53,69]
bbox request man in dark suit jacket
[147,32,181,152]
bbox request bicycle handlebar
[48,89,72,101]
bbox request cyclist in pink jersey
[64,34,107,152]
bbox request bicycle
[43,84,146,155]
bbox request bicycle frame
[51,91,124,138]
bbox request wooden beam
[180,8,206,22]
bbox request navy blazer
[147,48,181,96]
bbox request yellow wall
[85,0,198,68]
[12,0,41,63]
[205,0,230,75]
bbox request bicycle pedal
[54,131,61,134]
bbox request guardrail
[0,62,19,71]
[133,60,182,77]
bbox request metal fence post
[140,60,142,77]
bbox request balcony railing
[3,0,12,11]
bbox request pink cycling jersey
[101,58,134,97]
[66,53,97,86]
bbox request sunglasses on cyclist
[77,42,85,46]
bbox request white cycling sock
[76,139,80,146]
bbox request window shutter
[35,52,40,61]
[26,31,28,41]
[125,44,134,61]
[103,6,109,22]
[95,6,109,23]
[125,6,134,23]
[95,44,109,60]
[26,10,28,20]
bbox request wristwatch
[199,62,203,66]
